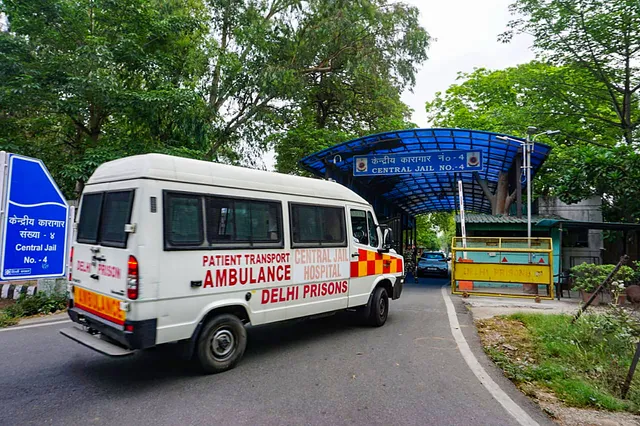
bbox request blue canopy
[299,128,552,215]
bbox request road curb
[0,283,37,300]
[16,312,69,326]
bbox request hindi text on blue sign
[1,154,70,280]
[353,150,483,176]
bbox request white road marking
[441,286,540,426]
[0,319,71,332]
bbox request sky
[401,0,535,127]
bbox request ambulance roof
[87,153,369,205]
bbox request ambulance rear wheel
[196,314,247,374]
[368,286,389,327]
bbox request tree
[501,0,640,144]
[424,61,638,218]
[426,62,620,143]
[273,79,416,174]
[541,143,640,222]
[0,0,210,196]
[2,0,429,195]
[415,213,455,251]
[267,0,430,174]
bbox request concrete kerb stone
[460,296,582,320]
[0,283,37,299]
[0,278,68,300]
[14,312,69,326]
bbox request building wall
[538,196,603,268]
[538,196,603,222]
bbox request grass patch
[0,292,67,328]
[477,311,640,414]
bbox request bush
[0,311,18,328]
[0,291,67,328]
[570,263,634,292]
[16,292,67,316]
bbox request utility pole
[498,128,561,264]
[526,126,536,263]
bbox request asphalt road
[0,278,552,426]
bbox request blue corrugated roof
[299,128,552,215]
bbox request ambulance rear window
[77,190,135,247]
[77,193,103,243]
[100,191,135,247]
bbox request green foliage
[0,291,68,328]
[424,61,611,143]
[0,0,210,196]
[632,261,640,285]
[414,213,455,251]
[502,0,640,145]
[425,60,640,221]
[5,292,67,318]
[484,312,640,412]
[0,311,19,328]
[272,0,429,174]
[541,144,640,222]
[428,0,640,221]
[1,0,429,193]
[552,379,629,412]
[426,62,616,143]
[570,263,635,293]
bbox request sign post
[0,153,70,281]
[458,180,467,259]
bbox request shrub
[0,291,67,328]
[571,263,634,292]
[16,292,67,316]
[0,311,18,328]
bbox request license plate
[74,287,126,325]
[428,267,437,271]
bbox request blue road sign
[353,150,483,176]
[1,154,70,280]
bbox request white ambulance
[61,154,404,373]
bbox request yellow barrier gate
[451,237,554,300]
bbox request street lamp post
[525,126,536,258]
[497,128,560,263]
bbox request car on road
[416,251,449,277]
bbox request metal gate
[451,237,554,299]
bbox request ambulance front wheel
[196,314,247,374]
[368,286,389,327]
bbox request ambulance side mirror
[380,226,393,253]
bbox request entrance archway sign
[353,150,483,176]
[300,128,551,216]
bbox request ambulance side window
[165,193,204,246]
[350,210,368,245]
[290,203,346,247]
[205,196,282,246]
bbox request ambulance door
[347,208,382,307]
[286,203,349,319]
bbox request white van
[61,154,404,373]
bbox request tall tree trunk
[475,172,517,215]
